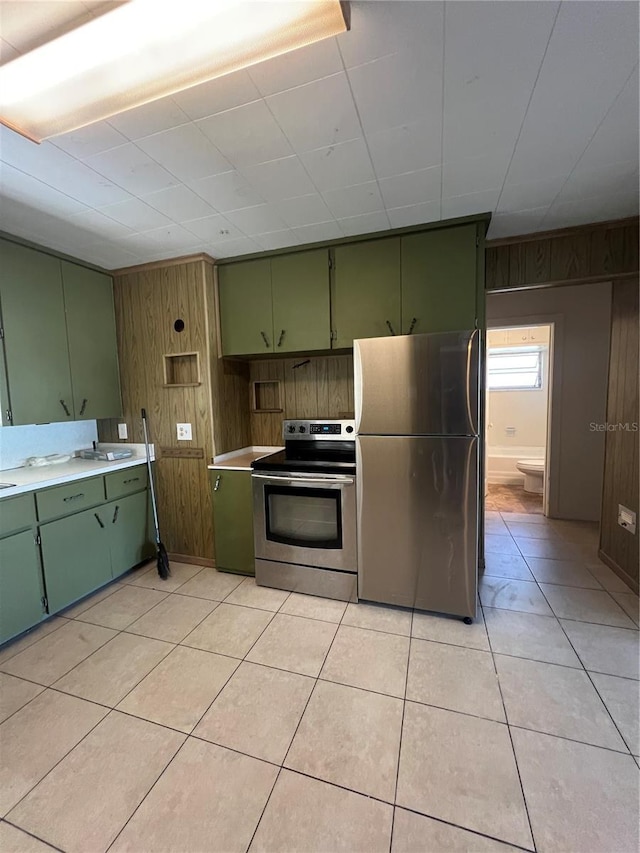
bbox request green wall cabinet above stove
[401,224,478,334]
[271,250,331,353]
[332,238,401,349]
[218,251,331,356]
[0,238,121,425]
[219,259,274,356]
[211,469,254,575]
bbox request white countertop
[0,443,154,499]
[208,446,282,471]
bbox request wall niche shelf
[163,352,201,387]
[251,379,283,413]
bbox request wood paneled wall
[599,278,639,592]
[98,257,250,561]
[486,217,639,291]
[249,355,354,446]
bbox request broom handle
[141,409,161,545]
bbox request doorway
[484,323,553,515]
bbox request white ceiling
[0,1,637,269]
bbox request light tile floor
[0,512,638,852]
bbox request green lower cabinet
[107,491,153,578]
[211,470,255,575]
[0,530,45,644]
[401,225,478,334]
[332,238,401,348]
[40,505,112,613]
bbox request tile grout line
[481,599,538,853]
[243,592,350,851]
[389,608,414,853]
[2,817,65,852]
[498,520,638,757]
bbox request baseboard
[486,475,525,485]
[597,549,638,595]
[168,553,215,568]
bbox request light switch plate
[177,423,192,441]
[117,423,128,440]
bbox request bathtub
[486,445,545,485]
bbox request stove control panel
[283,419,356,440]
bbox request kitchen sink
[0,483,16,489]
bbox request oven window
[265,486,342,549]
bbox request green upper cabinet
[271,249,331,353]
[61,261,122,420]
[219,259,273,356]
[0,240,74,425]
[332,238,401,349]
[401,225,478,334]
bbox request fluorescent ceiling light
[0,0,349,143]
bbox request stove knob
[346,425,354,433]
[287,425,296,434]
[298,425,306,433]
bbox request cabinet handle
[94,512,105,528]
[79,398,88,416]
[385,320,396,336]
[214,475,221,491]
[260,331,270,348]
[277,329,285,348]
[112,505,119,524]
[63,493,84,502]
[123,477,140,485]
[59,399,71,416]
[408,317,417,335]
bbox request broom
[141,408,170,580]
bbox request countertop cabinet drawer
[0,493,36,537]
[105,467,148,500]
[36,476,105,522]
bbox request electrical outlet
[117,423,128,440]
[177,423,192,441]
[618,504,636,535]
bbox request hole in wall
[174,319,185,333]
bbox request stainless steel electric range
[252,419,357,602]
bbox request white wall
[487,346,550,451]
[487,283,612,521]
[0,421,97,471]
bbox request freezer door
[357,435,478,618]
[354,330,479,436]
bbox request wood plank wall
[249,355,354,446]
[98,258,250,561]
[486,217,639,291]
[599,278,639,592]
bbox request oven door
[252,472,356,572]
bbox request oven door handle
[252,474,354,487]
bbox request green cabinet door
[332,239,401,349]
[218,259,273,355]
[0,240,73,424]
[0,530,45,644]
[108,490,153,578]
[211,470,254,575]
[61,261,122,420]
[271,250,331,352]
[40,506,112,612]
[401,225,478,335]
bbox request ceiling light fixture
[0,0,349,143]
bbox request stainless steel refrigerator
[354,330,479,621]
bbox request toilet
[516,459,545,494]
